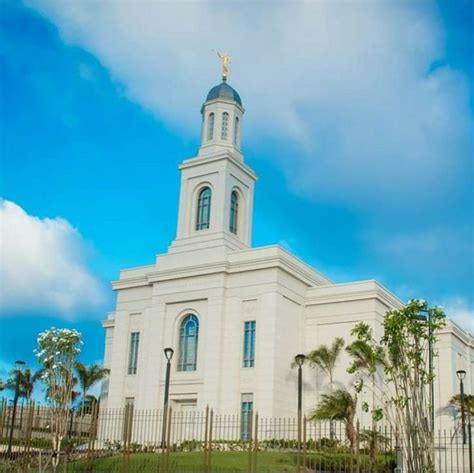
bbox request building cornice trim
[180,152,257,181]
[305,280,403,309]
[102,319,115,329]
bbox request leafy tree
[347,324,385,469]
[310,389,358,454]
[349,300,445,473]
[359,428,390,449]
[75,362,109,414]
[35,328,82,470]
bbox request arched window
[196,187,211,230]
[221,112,229,140]
[229,190,239,234]
[178,314,199,371]
[207,113,215,141]
[234,117,239,146]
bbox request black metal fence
[0,399,472,472]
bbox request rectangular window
[240,393,254,441]
[128,332,140,375]
[243,321,256,368]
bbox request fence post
[0,398,6,439]
[207,408,213,473]
[121,403,133,473]
[302,415,307,473]
[394,428,403,473]
[297,411,302,472]
[90,401,99,456]
[355,419,360,473]
[247,410,254,473]
[252,412,258,473]
[23,401,34,455]
[203,406,209,471]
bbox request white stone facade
[101,80,473,428]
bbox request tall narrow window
[207,113,215,141]
[221,112,229,140]
[229,190,239,234]
[240,394,254,440]
[196,187,211,230]
[243,321,256,367]
[234,117,239,146]
[128,332,140,375]
[178,314,199,371]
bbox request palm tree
[75,363,109,414]
[305,337,345,392]
[448,394,474,417]
[19,368,44,401]
[4,368,44,402]
[303,338,345,439]
[310,389,358,454]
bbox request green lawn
[67,451,298,472]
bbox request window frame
[196,187,212,231]
[229,190,239,235]
[234,116,239,147]
[207,113,215,141]
[127,332,140,375]
[242,320,256,368]
[240,393,254,440]
[221,112,229,140]
[178,314,199,372]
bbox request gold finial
[216,51,231,82]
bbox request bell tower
[168,66,257,256]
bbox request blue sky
[0,0,473,398]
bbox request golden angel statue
[217,51,231,81]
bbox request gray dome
[206,81,242,106]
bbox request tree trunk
[346,422,357,456]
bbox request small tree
[310,389,358,454]
[75,362,109,414]
[5,368,45,401]
[346,324,384,469]
[306,337,345,393]
[349,300,445,473]
[35,328,82,470]
[305,337,345,439]
[448,394,474,417]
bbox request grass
[66,451,298,472]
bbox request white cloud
[26,0,472,209]
[443,298,474,336]
[0,200,107,317]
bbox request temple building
[101,70,473,430]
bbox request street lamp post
[7,360,25,457]
[295,354,306,469]
[456,369,472,473]
[161,348,174,449]
[456,370,467,445]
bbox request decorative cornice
[439,320,474,347]
[179,152,257,181]
[102,319,115,329]
[112,244,332,292]
[305,280,403,309]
